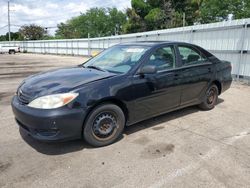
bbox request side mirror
[138,65,157,75]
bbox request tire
[9,50,15,54]
[83,104,125,147]
[199,84,218,110]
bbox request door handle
[208,68,212,72]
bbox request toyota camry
[12,41,232,147]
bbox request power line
[44,26,57,29]
[10,24,57,29]
[0,25,8,30]
[10,24,21,27]
[0,24,58,34]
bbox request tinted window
[178,46,207,66]
[145,46,175,72]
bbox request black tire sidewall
[201,84,219,110]
[83,104,125,147]
[9,50,15,54]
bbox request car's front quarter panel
[74,74,135,124]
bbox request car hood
[19,66,116,98]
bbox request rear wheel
[9,50,15,54]
[83,104,125,147]
[199,84,218,110]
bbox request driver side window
[146,46,175,72]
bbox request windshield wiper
[85,65,107,72]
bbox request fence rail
[1,18,250,80]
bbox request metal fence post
[189,28,194,43]
[48,41,50,54]
[237,22,248,82]
[39,41,41,54]
[43,42,45,54]
[56,40,58,55]
[66,40,68,55]
[88,33,90,56]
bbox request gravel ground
[0,53,250,188]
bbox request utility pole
[8,1,11,41]
[183,12,186,27]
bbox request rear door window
[178,46,207,66]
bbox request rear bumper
[11,96,85,141]
[221,78,232,93]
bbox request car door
[177,45,214,106]
[131,45,182,122]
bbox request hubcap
[207,87,216,105]
[92,112,117,140]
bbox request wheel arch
[212,80,222,95]
[82,97,129,131]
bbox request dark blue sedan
[12,41,232,147]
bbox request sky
[0,0,131,36]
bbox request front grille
[36,129,58,137]
[17,89,33,105]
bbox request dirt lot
[0,53,250,188]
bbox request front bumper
[11,96,85,141]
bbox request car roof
[118,41,193,47]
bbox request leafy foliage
[200,0,250,23]
[1,0,250,41]
[124,0,250,33]
[145,8,167,30]
[55,8,126,39]
[19,24,47,40]
[124,0,174,33]
[0,32,23,41]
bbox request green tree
[145,8,166,30]
[0,32,23,41]
[124,0,250,32]
[233,0,250,19]
[55,22,76,39]
[55,8,126,39]
[200,0,250,23]
[108,8,127,35]
[132,0,151,18]
[19,24,47,40]
[11,32,22,40]
[124,0,176,33]
[0,35,6,41]
[123,8,146,33]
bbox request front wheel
[83,104,125,147]
[199,84,218,110]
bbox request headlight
[28,93,79,109]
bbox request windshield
[84,45,149,74]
